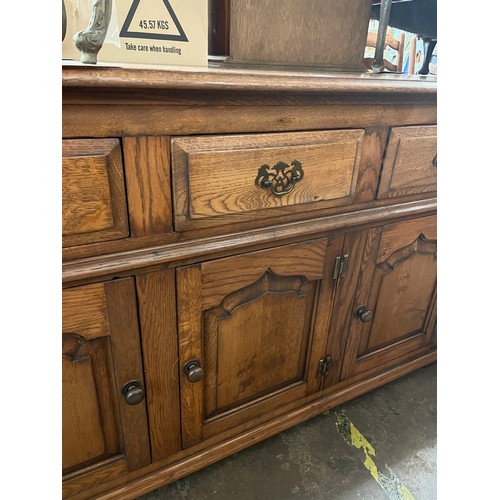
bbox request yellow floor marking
[335,409,416,500]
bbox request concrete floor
[140,364,436,500]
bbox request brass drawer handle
[255,160,304,196]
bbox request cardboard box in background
[62,0,208,67]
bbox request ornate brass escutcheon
[255,160,304,196]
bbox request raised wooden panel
[200,239,328,308]
[172,130,364,230]
[62,139,129,247]
[339,216,437,380]
[62,347,106,471]
[204,271,317,415]
[377,125,437,199]
[176,238,337,448]
[377,215,437,263]
[62,279,150,497]
[62,335,121,479]
[62,283,109,339]
[363,241,437,353]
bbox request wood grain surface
[62,199,437,285]
[61,63,437,499]
[63,459,128,499]
[79,352,436,500]
[340,216,437,379]
[323,229,368,388]
[62,283,109,339]
[378,125,437,199]
[136,270,182,462]
[176,239,337,447]
[62,279,150,497]
[229,0,371,69]
[105,279,151,471]
[61,194,436,264]
[122,136,172,236]
[172,130,363,229]
[62,139,129,247]
[377,215,437,262]
[63,103,436,138]
[353,127,390,203]
[62,65,437,95]
[200,239,328,308]
[176,265,204,448]
[62,355,106,471]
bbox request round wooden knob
[183,360,204,383]
[355,306,373,323]
[121,381,145,405]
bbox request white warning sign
[62,0,207,68]
[120,0,188,42]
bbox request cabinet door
[339,216,437,380]
[62,279,150,497]
[176,238,342,448]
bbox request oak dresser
[62,65,437,499]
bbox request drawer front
[377,125,437,199]
[172,130,364,230]
[62,139,129,247]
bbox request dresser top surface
[62,63,437,95]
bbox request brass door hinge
[332,256,341,279]
[333,254,349,280]
[317,356,332,378]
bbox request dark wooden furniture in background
[208,0,230,56]
[62,65,437,499]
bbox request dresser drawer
[377,125,437,199]
[62,139,129,247]
[172,130,364,230]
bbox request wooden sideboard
[62,65,437,499]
